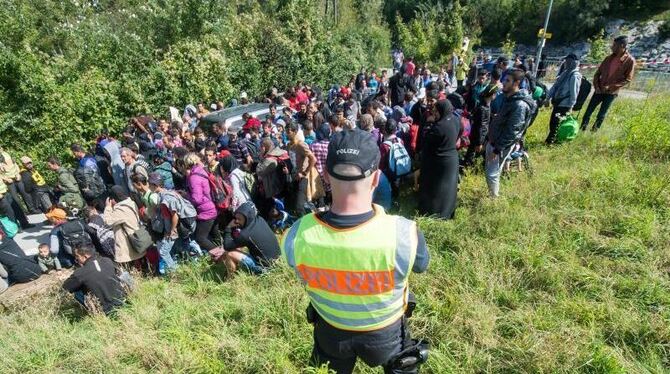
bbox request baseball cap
[326,129,380,181]
[20,156,32,164]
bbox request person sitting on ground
[215,201,280,275]
[19,156,53,213]
[0,147,38,215]
[47,156,84,210]
[36,243,62,274]
[0,263,8,294]
[62,244,126,316]
[0,226,41,285]
[45,207,91,268]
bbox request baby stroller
[502,141,533,177]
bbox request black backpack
[573,76,592,112]
[60,219,93,255]
[74,167,107,199]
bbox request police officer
[282,129,430,374]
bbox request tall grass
[1,97,669,373]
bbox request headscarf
[218,154,239,174]
[435,100,454,123]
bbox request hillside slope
[1,98,669,373]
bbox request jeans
[546,106,570,144]
[311,316,417,374]
[485,143,514,198]
[157,237,202,274]
[581,93,617,131]
[157,237,179,274]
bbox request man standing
[581,36,635,132]
[282,129,430,374]
[486,69,537,197]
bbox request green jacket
[57,167,84,209]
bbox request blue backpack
[383,140,412,179]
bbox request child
[36,243,62,273]
[268,198,295,233]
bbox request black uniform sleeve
[412,229,430,273]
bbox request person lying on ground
[62,244,126,316]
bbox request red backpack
[194,171,233,211]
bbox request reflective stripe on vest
[282,205,417,332]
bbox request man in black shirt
[62,244,125,315]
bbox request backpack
[60,219,93,255]
[74,167,106,199]
[0,216,18,239]
[383,139,412,178]
[154,163,175,190]
[454,109,472,150]
[573,76,592,112]
[193,171,233,211]
[556,115,579,143]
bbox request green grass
[2,97,670,373]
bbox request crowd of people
[0,36,634,346]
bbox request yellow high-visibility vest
[282,205,417,332]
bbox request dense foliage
[387,0,670,59]
[0,0,389,164]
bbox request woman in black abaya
[417,97,460,219]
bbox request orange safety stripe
[296,264,394,296]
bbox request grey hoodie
[548,63,582,109]
[489,91,537,152]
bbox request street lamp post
[534,0,554,78]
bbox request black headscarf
[435,99,454,123]
[218,154,239,174]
